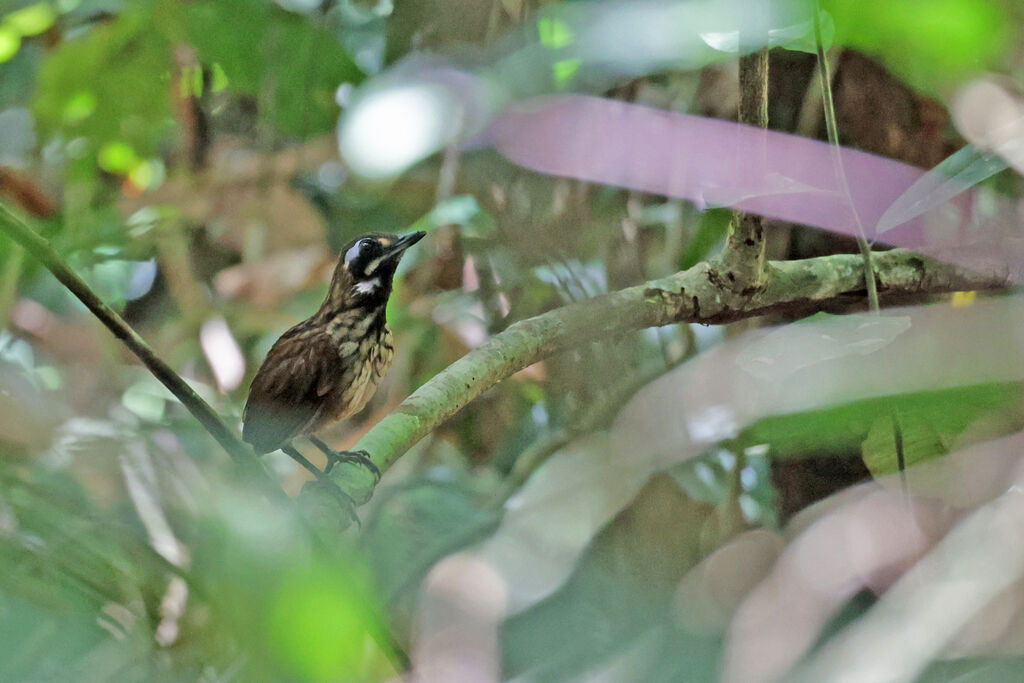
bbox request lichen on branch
[343,249,1005,502]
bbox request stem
[0,203,284,500]
[721,48,770,289]
[812,4,880,312]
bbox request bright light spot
[268,567,374,680]
[200,317,246,393]
[538,16,574,49]
[687,404,738,442]
[740,465,758,490]
[316,161,346,190]
[952,291,977,308]
[63,91,97,124]
[210,62,229,92]
[128,159,166,191]
[338,84,461,179]
[125,259,158,300]
[5,3,56,36]
[0,27,20,64]
[335,82,354,107]
[97,141,138,174]
[552,58,581,86]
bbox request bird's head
[326,231,426,310]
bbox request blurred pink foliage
[486,94,1021,278]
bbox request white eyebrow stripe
[345,242,363,265]
[354,278,380,294]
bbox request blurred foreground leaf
[738,381,1024,471]
[822,0,1011,92]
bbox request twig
[721,48,770,290]
[0,203,284,500]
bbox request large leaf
[33,7,173,168]
[179,0,363,138]
[822,0,1011,94]
[876,143,1009,234]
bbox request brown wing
[241,326,340,454]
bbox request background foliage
[0,0,1023,681]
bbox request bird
[242,231,426,501]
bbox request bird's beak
[383,230,426,262]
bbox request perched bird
[242,231,426,487]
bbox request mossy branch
[0,203,284,500]
[339,249,1005,505]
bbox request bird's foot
[325,449,381,482]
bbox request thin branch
[342,249,1005,502]
[0,203,284,500]
[721,48,770,290]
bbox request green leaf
[267,565,381,682]
[738,381,1024,462]
[538,16,574,50]
[0,26,21,63]
[861,414,951,476]
[4,3,57,37]
[182,0,363,137]
[680,208,730,270]
[96,140,137,174]
[876,144,1009,234]
[360,479,499,604]
[33,7,173,166]
[821,0,1011,92]
[409,194,496,239]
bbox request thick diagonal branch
[351,250,1003,484]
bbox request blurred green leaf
[680,208,730,270]
[409,194,496,239]
[4,3,58,37]
[33,7,173,170]
[739,381,1024,461]
[877,144,1010,234]
[267,565,382,682]
[0,25,21,63]
[181,0,363,137]
[822,0,1011,92]
[360,478,499,605]
[861,413,951,477]
[96,140,137,174]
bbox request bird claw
[325,449,382,482]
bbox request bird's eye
[344,237,376,264]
